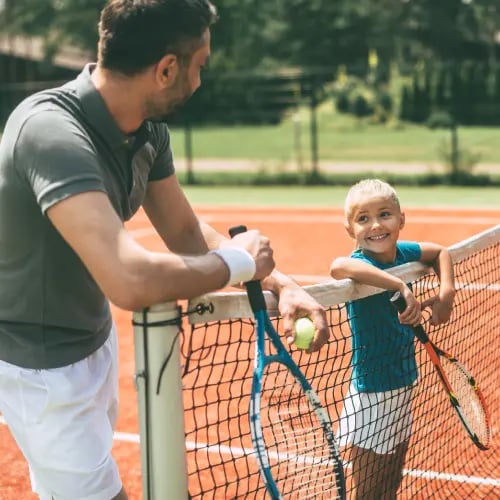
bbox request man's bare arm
[143,178,329,351]
[47,191,274,310]
[143,175,224,254]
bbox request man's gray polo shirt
[0,64,175,369]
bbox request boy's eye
[357,215,368,223]
[380,211,392,218]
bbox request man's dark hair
[98,0,217,75]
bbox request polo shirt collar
[75,63,150,150]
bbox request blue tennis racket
[229,225,345,500]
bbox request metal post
[133,302,188,500]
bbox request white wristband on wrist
[210,248,256,286]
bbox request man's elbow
[107,286,149,311]
[101,269,161,311]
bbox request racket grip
[228,225,248,238]
[390,291,429,343]
[228,225,267,313]
[390,291,407,312]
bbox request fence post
[184,120,195,185]
[309,78,319,176]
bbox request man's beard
[149,93,192,122]
[147,75,193,123]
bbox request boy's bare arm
[419,242,456,324]
[330,257,421,325]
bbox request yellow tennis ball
[294,317,315,349]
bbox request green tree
[0,0,104,58]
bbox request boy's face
[345,195,405,263]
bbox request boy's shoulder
[350,241,422,266]
[396,240,421,251]
[396,241,422,265]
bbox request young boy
[330,179,456,499]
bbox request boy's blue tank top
[347,241,421,392]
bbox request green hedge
[178,170,500,187]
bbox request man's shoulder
[8,85,81,137]
[17,81,77,113]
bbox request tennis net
[135,224,499,499]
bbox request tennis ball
[294,317,315,349]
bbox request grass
[182,185,500,208]
[170,104,500,166]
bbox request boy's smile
[346,195,405,263]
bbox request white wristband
[210,248,256,286]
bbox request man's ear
[156,54,178,88]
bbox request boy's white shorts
[0,325,122,500]
[337,382,414,455]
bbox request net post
[133,301,188,500]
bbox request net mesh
[258,362,343,499]
[181,226,499,499]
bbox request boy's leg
[379,440,409,499]
[0,325,124,500]
[338,384,413,499]
[350,441,409,500]
[350,444,379,499]
[112,487,128,500]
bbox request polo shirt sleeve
[148,123,175,181]
[14,110,106,214]
[396,241,422,264]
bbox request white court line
[130,215,499,239]
[0,416,497,488]
[114,434,500,487]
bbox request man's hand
[277,283,330,353]
[220,230,275,280]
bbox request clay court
[0,205,498,499]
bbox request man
[0,1,329,499]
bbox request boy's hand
[398,287,422,326]
[421,293,454,325]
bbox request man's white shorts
[337,382,414,455]
[0,325,122,500]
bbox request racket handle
[390,291,429,343]
[228,225,267,313]
[390,291,407,313]
[228,225,248,238]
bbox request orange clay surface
[0,205,498,499]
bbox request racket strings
[259,363,343,499]
[441,357,490,446]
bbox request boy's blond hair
[344,179,401,220]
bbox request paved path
[174,159,500,175]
